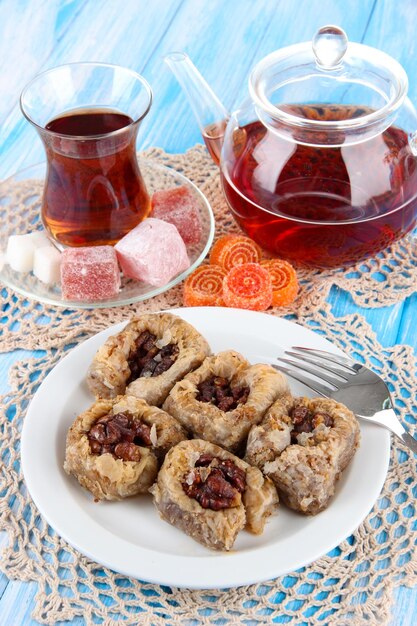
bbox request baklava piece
[64,395,186,501]
[163,350,289,452]
[86,312,210,406]
[245,395,360,515]
[150,439,278,551]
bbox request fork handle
[358,409,417,456]
[399,432,417,456]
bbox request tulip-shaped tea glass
[20,62,152,247]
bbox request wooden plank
[0,571,8,602]
[0,2,415,625]
[396,294,417,349]
[0,0,183,179]
[329,290,408,348]
[328,0,417,355]
[141,0,408,358]
[391,587,417,626]
[140,0,376,154]
[0,0,377,177]
[0,2,184,621]
[136,0,407,357]
[359,0,417,104]
[0,580,38,626]
[0,0,86,126]
[0,577,84,626]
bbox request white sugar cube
[29,231,50,248]
[6,231,51,273]
[33,245,61,284]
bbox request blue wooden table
[0,0,416,623]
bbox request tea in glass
[20,63,152,247]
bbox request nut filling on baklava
[127,330,180,382]
[64,311,364,552]
[86,312,210,406]
[64,395,186,501]
[163,350,289,452]
[196,376,250,412]
[245,395,360,515]
[182,454,246,511]
[87,412,155,461]
[290,404,334,444]
[151,439,278,551]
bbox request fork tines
[271,363,332,397]
[273,346,356,397]
[290,347,356,370]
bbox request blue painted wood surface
[0,0,416,624]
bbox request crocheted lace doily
[0,146,416,625]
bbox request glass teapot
[166,27,417,268]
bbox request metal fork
[274,346,417,455]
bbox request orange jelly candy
[261,259,299,306]
[223,262,272,311]
[209,234,262,272]
[183,264,227,307]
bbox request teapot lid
[249,26,408,132]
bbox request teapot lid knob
[312,25,348,69]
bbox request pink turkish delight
[61,246,120,301]
[151,186,202,245]
[115,217,190,286]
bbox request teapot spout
[165,52,228,164]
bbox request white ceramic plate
[21,307,390,589]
